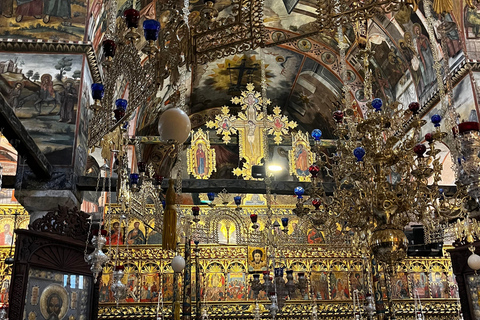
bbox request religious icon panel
[23,267,92,320]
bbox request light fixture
[171,255,186,273]
[267,165,282,172]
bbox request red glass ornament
[192,206,200,216]
[333,110,344,123]
[250,214,258,223]
[458,122,480,134]
[312,199,321,210]
[155,175,164,185]
[425,133,433,143]
[114,265,125,271]
[114,108,126,121]
[124,8,140,28]
[102,39,116,58]
[413,144,427,157]
[309,164,320,177]
[137,161,146,173]
[408,102,420,114]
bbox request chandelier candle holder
[250,268,307,312]
[329,98,463,319]
[85,229,109,283]
[111,265,127,306]
[292,128,339,229]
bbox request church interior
[1,0,480,319]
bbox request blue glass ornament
[234,195,242,206]
[311,129,322,141]
[91,83,104,100]
[207,192,215,201]
[353,147,366,162]
[371,98,383,112]
[194,240,199,245]
[115,99,128,111]
[143,19,161,41]
[281,217,289,227]
[431,114,442,127]
[122,121,129,129]
[161,200,166,209]
[294,186,305,199]
[130,173,139,185]
[274,268,284,277]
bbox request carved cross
[207,83,297,179]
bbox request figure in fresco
[466,3,480,38]
[43,0,71,23]
[106,222,123,245]
[15,0,43,22]
[0,0,13,18]
[59,80,77,123]
[7,82,23,111]
[127,222,146,245]
[307,229,324,244]
[0,224,13,245]
[36,74,55,110]
[295,144,309,176]
[413,23,435,89]
[196,143,206,176]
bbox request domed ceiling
[133,0,463,139]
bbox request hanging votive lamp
[114,99,127,122]
[281,217,289,228]
[130,173,140,186]
[312,199,321,210]
[353,147,365,162]
[143,19,161,41]
[413,144,427,158]
[90,83,104,111]
[333,110,344,123]
[431,114,442,127]
[207,192,215,201]
[309,164,320,178]
[124,8,140,28]
[371,98,382,112]
[408,101,420,115]
[102,39,116,62]
[192,206,200,223]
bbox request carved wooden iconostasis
[91,203,460,320]
[0,202,462,320]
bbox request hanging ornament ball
[333,110,344,123]
[425,133,433,143]
[4,257,14,265]
[353,147,366,162]
[171,255,186,273]
[413,144,427,157]
[157,108,191,144]
[371,98,383,111]
[294,186,305,198]
[408,102,420,114]
[309,165,320,177]
[431,114,442,127]
[311,129,322,141]
[468,252,480,271]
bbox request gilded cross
[207,83,297,179]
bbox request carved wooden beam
[0,94,52,179]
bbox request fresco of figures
[0,52,85,165]
[0,0,88,41]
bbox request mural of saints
[187,129,216,179]
[289,131,315,182]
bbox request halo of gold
[39,283,69,320]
